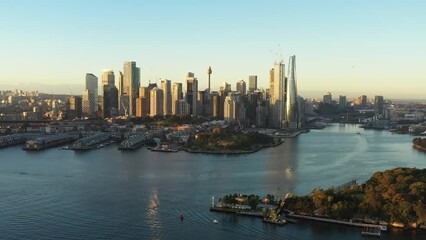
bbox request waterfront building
[339,95,347,110]
[82,73,98,117]
[186,72,198,116]
[323,92,332,104]
[161,79,172,115]
[285,55,300,129]
[67,96,82,119]
[172,83,183,115]
[236,79,246,95]
[374,95,384,117]
[249,75,257,93]
[123,61,140,116]
[149,87,163,117]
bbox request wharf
[23,134,78,151]
[118,134,146,150]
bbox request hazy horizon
[1,0,425,99]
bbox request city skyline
[0,0,425,99]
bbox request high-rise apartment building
[236,80,246,95]
[172,82,183,115]
[149,87,163,117]
[186,72,198,116]
[223,95,236,122]
[249,75,257,93]
[82,73,98,117]
[123,61,140,116]
[161,79,172,115]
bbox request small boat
[213,219,218,223]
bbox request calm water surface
[1,124,425,239]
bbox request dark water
[0,124,425,239]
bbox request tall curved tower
[285,55,299,129]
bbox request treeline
[191,132,275,151]
[285,168,426,226]
[220,193,261,209]
[413,138,426,149]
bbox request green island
[185,131,280,154]
[212,167,426,229]
[413,138,426,152]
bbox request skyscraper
[249,75,257,93]
[223,95,236,122]
[102,70,118,118]
[285,55,299,129]
[236,80,246,95]
[374,95,384,117]
[269,62,286,128]
[149,87,163,117]
[172,82,183,115]
[67,96,82,119]
[82,73,98,117]
[102,70,115,86]
[123,61,140,116]
[323,92,332,104]
[161,79,172,115]
[186,72,198,116]
[339,95,347,110]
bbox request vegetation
[189,131,275,151]
[413,138,426,149]
[284,168,426,227]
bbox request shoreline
[413,143,426,152]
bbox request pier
[118,134,146,150]
[23,134,78,151]
[0,133,38,148]
[70,133,110,150]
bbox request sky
[0,0,425,99]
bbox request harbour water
[1,124,425,239]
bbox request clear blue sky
[0,0,425,99]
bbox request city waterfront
[1,124,426,239]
